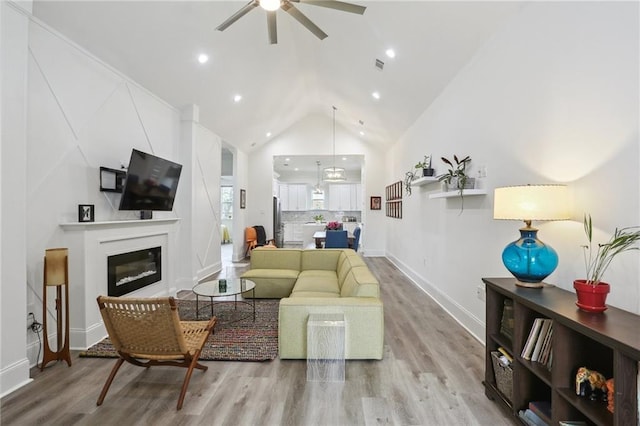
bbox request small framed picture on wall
[370,196,381,210]
[78,204,95,222]
[240,189,246,209]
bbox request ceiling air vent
[375,59,384,71]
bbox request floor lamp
[41,248,72,370]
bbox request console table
[483,277,639,425]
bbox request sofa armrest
[278,297,384,360]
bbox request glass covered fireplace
[107,247,161,296]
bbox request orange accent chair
[245,226,276,257]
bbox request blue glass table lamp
[493,185,570,288]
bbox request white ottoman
[306,313,345,382]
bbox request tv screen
[119,149,182,211]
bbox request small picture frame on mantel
[78,204,95,223]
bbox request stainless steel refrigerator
[273,196,283,247]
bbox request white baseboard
[386,252,485,344]
[0,358,32,398]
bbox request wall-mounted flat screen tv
[119,149,182,211]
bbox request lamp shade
[494,185,570,221]
[493,185,569,287]
[45,248,68,286]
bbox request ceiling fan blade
[215,0,259,32]
[282,3,328,40]
[267,11,277,44]
[294,0,366,15]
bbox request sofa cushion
[337,253,366,286]
[241,269,299,298]
[249,248,301,271]
[300,249,342,271]
[288,291,340,298]
[293,270,340,294]
[340,267,380,298]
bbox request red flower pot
[573,279,610,313]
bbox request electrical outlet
[27,312,35,329]
[476,285,486,301]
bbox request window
[221,187,233,219]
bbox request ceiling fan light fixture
[260,0,280,11]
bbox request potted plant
[414,155,435,178]
[404,155,435,196]
[575,214,640,312]
[313,214,324,224]
[437,155,473,193]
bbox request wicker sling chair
[96,296,216,410]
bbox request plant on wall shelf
[437,155,472,193]
[437,154,473,212]
[404,154,435,196]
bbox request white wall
[1,0,31,397]
[389,1,640,340]
[247,113,387,256]
[1,4,226,395]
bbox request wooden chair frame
[96,296,216,410]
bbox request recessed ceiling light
[372,91,381,100]
[359,131,365,136]
[385,49,396,59]
[294,167,299,171]
[266,132,272,137]
[285,157,290,162]
[233,94,242,103]
[342,157,347,161]
[197,54,209,64]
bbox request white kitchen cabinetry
[283,223,304,243]
[328,184,361,211]
[280,184,309,211]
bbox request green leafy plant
[405,155,434,196]
[313,214,324,222]
[582,214,640,285]
[414,155,431,170]
[437,155,471,189]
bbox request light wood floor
[0,257,513,425]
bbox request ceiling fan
[216,0,366,45]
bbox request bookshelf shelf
[483,277,640,426]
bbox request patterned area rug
[79,299,279,361]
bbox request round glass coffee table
[192,278,256,323]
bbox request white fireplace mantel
[60,218,180,349]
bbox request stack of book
[521,318,553,369]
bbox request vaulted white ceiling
[32,1,525,154]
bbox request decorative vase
[573,279,610,313]
[422,168,435,177]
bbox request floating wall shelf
[429,189,487,199]
[412,176,439,186]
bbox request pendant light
[323,106,346,182]
[313,161,323,194]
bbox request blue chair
[352,227,361,252]
[324,230,348,248]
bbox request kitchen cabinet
[328,184,361,211]
[280,184,309,211]
[283,223,304,243]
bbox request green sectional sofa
[240,248,384,360]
